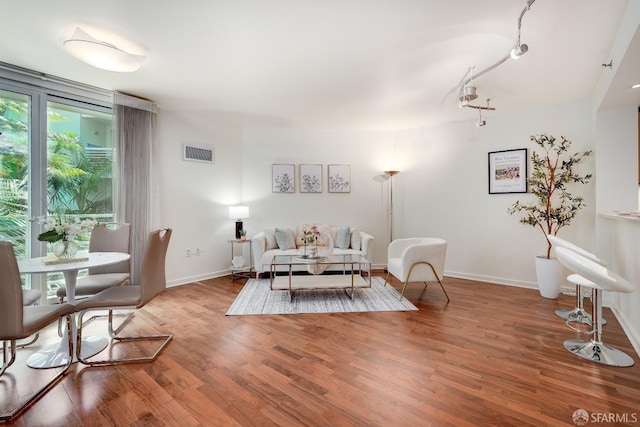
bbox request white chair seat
[57,273,130,298]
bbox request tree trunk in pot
[535,256,563,299]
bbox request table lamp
[229,205,249,239]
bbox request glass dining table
[17,251,130,369]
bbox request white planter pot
[535,256,563,299]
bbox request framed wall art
[272,164,295,193]
[488,148,528,194]
[328,164,351,193]
[299,164,322,193]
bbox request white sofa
[251,224,374,276]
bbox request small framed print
[488,149,528,194]
[300,164,322,193]
[328,164,351,193]
[272,164,295,193]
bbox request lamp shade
[229,205,249,220]
[63,27,146,72]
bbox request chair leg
[0,340,17,377]
[14,333,39,349]
[402,262,450,303]
[383,271,391,287]
[0,314,73,423]
[435,278,450,302]
[563,289,634,367]
[399,280,409,301]
[76,307,172,367]
[82,310,135,337]
[556,285,606,333]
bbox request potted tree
[508,134,592,299]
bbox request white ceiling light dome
[63,27,146,72]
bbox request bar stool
[555,246,635,367]
[547,235,607,331]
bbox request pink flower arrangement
[302,225,321,245]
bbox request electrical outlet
[186,248,191,257]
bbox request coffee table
[269,254,371,301]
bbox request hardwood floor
[4,274,640,426]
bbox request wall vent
[183,144,214,164]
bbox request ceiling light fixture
[510,43,529,60]
[510,0,534,60]
[456,0,536,118]
[63,27,146,72]
[476,99,491,127]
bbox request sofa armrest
[360,232,374,260]
[251,232,267,273]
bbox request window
[0,77,114,299]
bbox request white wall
[156,99,595,290]
[397,100,596,288]
[242,127,395,266]
[156,110,244,285]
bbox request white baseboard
[166,270,229,287]
[611,305,640,359]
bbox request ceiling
[1,0,634,131]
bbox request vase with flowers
[302,225,321,258]
[31,215,97,259]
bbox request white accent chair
[547,235,607,330]
[383,238,449,302]
[555,246,635,367]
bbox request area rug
[226,276,418,316]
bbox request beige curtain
[113,92,159,285]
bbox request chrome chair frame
[73,229,173,367]
[547,234,607,332]
[555,246,635,367]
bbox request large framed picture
[488,149,528,194]
[299,164,322,193]
[328,164,351,193]
[272,164,295,193]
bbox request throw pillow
[350,228,361,250]
[335,226,351,249]
[264,229,277,250]
[275,227,296,250]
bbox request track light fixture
[510,0,534,60]
[456,0,536,117]
[476,99,491,127]
[459,85,478,108]
[510,43,528,60]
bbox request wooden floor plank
[3,274,640,426]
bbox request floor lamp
[384,170,399,244]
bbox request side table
[228,238,253,281]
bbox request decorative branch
[507,134,592,259]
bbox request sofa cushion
[264,229,278,250]
[350,228,361,250]
[335,226,351,249]
[275,228,296,250]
